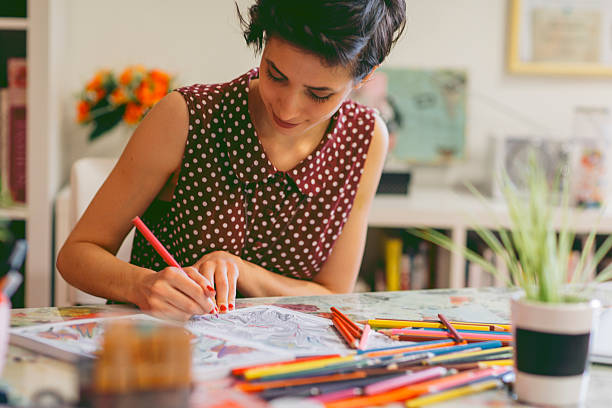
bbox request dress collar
[222,68,343,198]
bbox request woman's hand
[192,251,242,313]
[137,266,217,321]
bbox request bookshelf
[0,0,66,307]
[367,188,612,289]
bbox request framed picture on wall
[507,0,612,76]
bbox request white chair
[55,157,134,305]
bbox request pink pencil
[364,366,447,396]
[358,324,371,351]
[311,387,362,404]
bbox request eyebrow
[266,59,336,93]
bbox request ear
[354,65,380,90]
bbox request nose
[275,88,300,122]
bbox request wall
[58,0,612,189]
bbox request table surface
[2,286,612,407]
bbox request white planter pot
[511,296,601,406]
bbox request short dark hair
[237,0,406,81]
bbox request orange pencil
[331,307,363,335]
[332,315,359,349]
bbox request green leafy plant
[410,153,612,303]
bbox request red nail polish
[228,304,234,310]
[219,305,227,312]
[206,285,215,292]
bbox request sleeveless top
[129,68,376,280]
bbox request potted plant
[410,154,611,406]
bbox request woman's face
[256,36,358,137]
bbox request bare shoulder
[368,113,390,163]
[121,91,189,175]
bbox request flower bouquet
[76,65,173,141]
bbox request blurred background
[2,0,612,307]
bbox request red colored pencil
[331,307,363,335]
[132,216,218,315]
[332,315,359,349]
[438,313,464,343]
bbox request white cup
[0,295,10,376]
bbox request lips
[272,112,299,129]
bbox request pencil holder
[78,319,193,408]
[0,295,10,377]
[511,296,601,406]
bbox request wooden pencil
[438,313,464,343]
[333,315,359,349]
[331,307,363,335]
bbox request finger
[214,260,229,313]
[183,266,216,298]
[226,261,239,312]
[148,297,192,322]
[199,261,216,291]
[164,284,209,316]
[164,267,212,312]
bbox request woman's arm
[57,92,215,319]
[235,114,389,297]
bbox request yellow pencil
[368,320,509,332]
[405,379,502,407]
[243,355,355,380]
[426,346,513,364]
[478,359,513,366]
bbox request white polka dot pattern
[130,69,375,280]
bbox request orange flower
[77,100,90,123]
[119,65,146,86]
[135,81,158,107]
[86,69,110,91]
[150,69,170,87]
[110,87,128,105]
[124,102,144,124]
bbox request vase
[511,295,601,406]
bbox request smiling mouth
[272,113,299,129]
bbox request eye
[265,69,284,82]
[308,92,332,103]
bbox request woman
[58,0,407,320]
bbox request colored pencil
[438,313,463,343]
[441,359,514,371]
[324,366,511,408]
[404,378,502,407]
[382,328,512,338]
[256,352,433,382]
[132,216,182,268]
[132,216,217,315]
[331,307,363,335]
[358,324,371,351]
[260,372,403,401]
[425,346,513,364]
[231,354,341,377]
[363,341,458,358]
[367,319,509,332]
[359,339,454,355]
[243,355,355,380]
[237,371,369,392]
[312,387,363,404]
[383,330,512,345]
[428,353,514,366]
[363,367,447,396]
[333,315,359,349]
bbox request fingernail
[206,285,216,294]
[219,305,227,312]
[228,304,234,310]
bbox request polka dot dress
[130,68,375,280]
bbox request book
[385,237,402,291]
[6,58,26,203]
